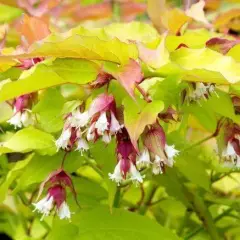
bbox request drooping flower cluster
[109,128,144,185]
[221,123,240,168]
[87,94,123,143]
[55,109,90,154]
[56,94,123,153]
[7,93,36,129]
[33,169,77,221]
[187,82,218,103]
[137,124,179,174]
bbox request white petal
[108,161,123,184]
[165,144,179,167]
[110,112,122,134]
[57,201,71,220]
[33,195,54,220]
[76,138,89,155]
[87,123,96,141]
[129,162,144,183]
[21,111,34,127]
[7,112,22,129]
[136,148,151,168]
[55,128,71,150]
[102,133,111,144]
[71,110,89,128]
[95,112,109,135]
[222,142,236,157]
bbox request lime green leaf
[0,59,98,102]
[2,127,56,155]
[171,47,240,84]
[13,151,85,193]
[138,34,170,69]
[0,4,22,23]
[227,43,240,62]
[62,100,82,114]
[123,97,164,149]
[33,88,65,133]
[104,22,159,43]
[1,33,138,64]
[49,207,180,240]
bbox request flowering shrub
[0,0,240,239]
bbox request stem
[138,182,157,215]
[60,151,69,169]
[135,84,152,103]
[177,209,192,236]
[113,187,121,208]
[182,134,214,152]
[184,208,232,239]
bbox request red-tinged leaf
[111,59,143,99]
[68,3,112,22]
[206,38,240,55]
[120,2,146,22]
[89,94,115,117]
[17,14,50,46]
[137,34,169,69]
[17,0,60,17]
[214,9,240,31]
[123,97,164,151]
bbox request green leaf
[0,59,98,102]
[1,33,138,64]
[13,151,85,192]
[2,127,56,155]
[0,4,22,23]
[123,97,164,148]
[49,207,181,240]
[227,44,240,62]
[33,88,65,133]
[171,47,240,84]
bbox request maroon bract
[87,94,123,144]
[33,169,77,220]
[7,93,35,129]
[137,123,179,174]
[109,128,144,184]
[17,57,44,70]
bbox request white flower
[129,162,144,183]
[152,155,163,175]
[102,132,111,143]
[189,82,209,101]
[56,128,71,150]
[95,112,109,135]
[33,195,54,220]
[7,111,22,128]
[21,111,35,127]
[70,110,89,128]
[86,123,96,141]
[222,142,236,157]
[136,148,151,168]
[76,138,89,155]
[57,201,71,220]
[110,112,122,134]
[109,161,123,185]
[165,144,179,167]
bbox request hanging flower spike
[143,123,179,174]
[33,169,78,221]
[187,82,218,103]
[136,148,151,168]
[88,94,123,144]
[33,184,71,221]
[109,128,144,185]
[55,108,90,152]
[7,94,35,129]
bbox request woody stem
[61,151,69,169]
[135,84,152,103]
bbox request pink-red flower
[137,124,179,174]
[7,94,35,129]
[109,128,144,184]
[33,169,77,220]
[87,94,123,144]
